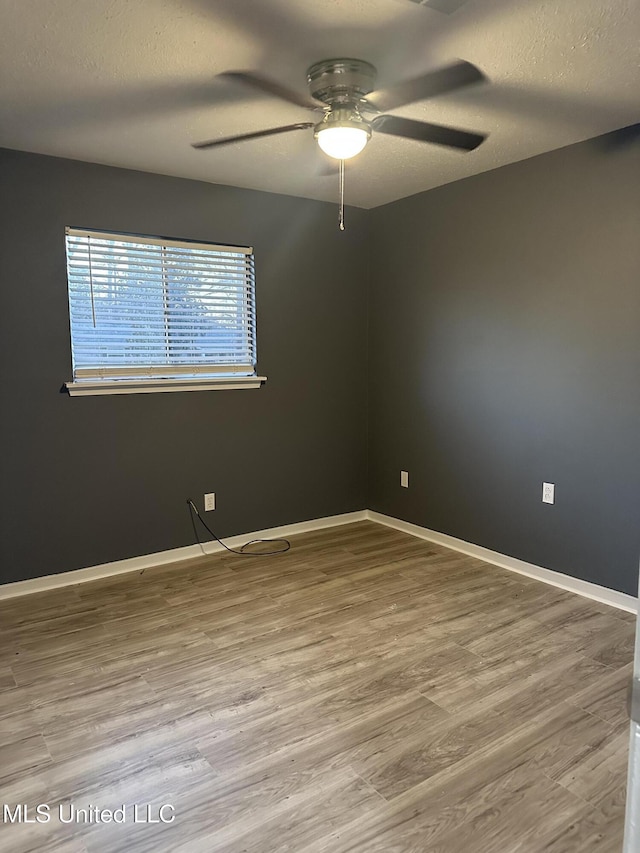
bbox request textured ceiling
[0,0,638,208]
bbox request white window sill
[64,375,267,397]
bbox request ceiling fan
[191,58,488,162]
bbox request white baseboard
[2,508,637,615]
[0,510,367,600]
[367,510,638,614]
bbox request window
[64,227,265,396]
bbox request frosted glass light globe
[316,126,369,160]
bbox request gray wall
[2,134,639,596]
[0,149,369,584]
[368,135,640,596]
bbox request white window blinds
[65,228,257,383]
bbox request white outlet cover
[204,493,216,511]
[401,471,409,488]
[542,483,555,504]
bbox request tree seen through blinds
[65,228,256,381]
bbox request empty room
[1,0,639,851]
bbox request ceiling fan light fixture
[316,126,369,160]
[314,109,371,160]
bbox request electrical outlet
[204,493,216,511]
[401,470,409,488]
[542,482,555,505]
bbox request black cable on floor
[187,499,290,557]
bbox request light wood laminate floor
[0,521,635,853]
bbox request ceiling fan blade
[219,71,323,110]
[372,115,486,151]
[192,122,314,150]
[406,0,471,13]
[366,60,485,113]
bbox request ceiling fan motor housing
[313,106,372,141]
[307,58,377,105]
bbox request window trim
[64,375,267,396]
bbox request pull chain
[339,159,345,231]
